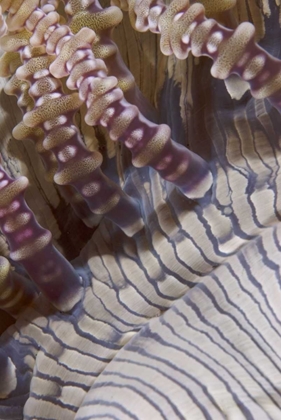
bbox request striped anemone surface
[1,0,281,419]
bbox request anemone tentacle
[0,165,82,311]
[0,0,281,419]
[0,48,102,228]
[0,28,144,237]
[0,48,58,182]
[0,255,37,317]
[65,0,157,120]
[0,0,213,199]
[119,0,281,111]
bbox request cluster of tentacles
[0,0,280,304]
[1,0,281,418]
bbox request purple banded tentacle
[0,256,37,318]
[17,46,143,236]
[64,0,157,121]
[0,166,82,312]
[0,37,100,228]
[0,30,143,237]
[49,28,213,198]
[0,1,213,199]
[0,46,59,182]
[122,0,281,110]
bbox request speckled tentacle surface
[0,47,101,229]
[65,0,157,120]
[121,0,281,111]
[0,48,58,182]
[0,0,213,199]
[0,25,143,237]
[1,0,281,419]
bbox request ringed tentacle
[0,256,37,318]
[0,1,213,198]
[0,46,101,228]
[0,48,58,182]
[64,0,156,120]
[119,0,281,110]
[0,166,82,312]
[49,27,212,198]
[0,30,143,237]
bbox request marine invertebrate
[1,0,281,419]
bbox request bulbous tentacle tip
[20,248,84,313]
[0,349,17,399]
[0,256,37,318]
[180,167,213,200]
[122,217,144,237]
[105,194,144,237]
[171,150,213,200]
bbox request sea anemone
[1,0,281,419]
